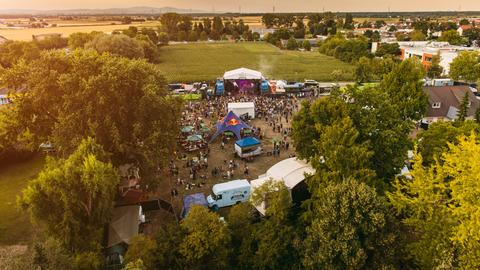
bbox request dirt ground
[147,98,302,227]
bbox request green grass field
[0,156,44,245]
[157,42,354,82]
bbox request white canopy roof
[223,68,264,80]
[250,158,315,215]
[265,158,315,189]
[228,102,255,109]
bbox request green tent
[187,134,203,142]
[224,131,234,137]
[182,94,202,101]
[181,126,194,133]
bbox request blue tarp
[260,80,270,92]
[236,137,261,148]
[211,111,251,142]
[216,80,225,95]
[182,193,207,218]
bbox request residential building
[457,24,477,36]
[422,85,480,123]
[373,41,480,75]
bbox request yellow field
[0,21,159,41]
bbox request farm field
[157,42,354,82]
[0,21,159,41]
[0,156,44,245]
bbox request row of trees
[159,13,259,42]
[318,33,371,63]
[69,30,160,63]
[262,12,354,33]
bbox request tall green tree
[180,206,231,269]
[439,29,465,45]
[227,203,257,269]
[18,138,118,252]
[124,235,157,270]
[450,51,480,83]
[308,116,376,189]
[457,92,470,122]
[354,56,373,83]
[68,32,101,49]
[160,13,182,37]
[0,40,41,68]
[155,223,185,269]
[426,54,444,78]
[303,179,400,269]
[250,179,299,270]
[85,34,145,60]
[417,120,480,165]
[380,58,427,121]
[389,133,480,269]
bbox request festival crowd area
[154,93,314,214]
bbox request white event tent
[227,102,255,119]
[250,158,315,215]
[223,67,265,80]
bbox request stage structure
[222,67,268,95]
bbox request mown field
[157,42,354,82]
[0,156,44,245]
[0,21,159,41]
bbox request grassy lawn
[0,156,45,245]
[157,42,354,82]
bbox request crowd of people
[169,94,303,194]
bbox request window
[231,194,245,201]
[432,102,441,109]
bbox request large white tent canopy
[250,158,315,215]
[228,102,255,119]
[223,67,265,80]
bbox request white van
[207,180,251,210]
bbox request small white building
[227,102,255,119]
[250,158,315,215]
[372,41,480,75]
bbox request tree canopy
[449,51,480,83]
[390,133,480,269]
[1,49,183,182]
[303,179,400,269]
[19,138,118,252]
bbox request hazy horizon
[0,0,479,13]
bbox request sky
[0,0,478,13]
